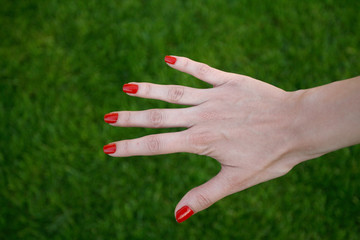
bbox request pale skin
[104,56,360,222]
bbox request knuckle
[196,63,212,77]
[198,111,218,121]
[146,135,161,153]
[183,58,190,68]
[188,131,213,146]
[148,109,164,127]
[121,140,130,156]
[224,172,243,190]
[126,112,131,123]
[187,131,216,155]
[119,111,131,125]
[225,73,242,82]
[144,83,152,95]
[167,86,184,103]
[195,190,213,209]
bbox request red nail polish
[104,113,118,123]
[103,143,116,154]
[123,84,138,94]
[165,55,177,64]
[176,206,194,223]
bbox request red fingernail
[104,113,118,124]
[176,206,194,223]
[123,84,138,94]
[165,55,177,64]
[103,143,116,154]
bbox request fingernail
[165,55,177,64]
[104,113,118,124]
[176,206,194,223]
[123,84,138,94]
[103,143,116,154]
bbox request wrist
[288,78,360,164]
[279,89,331,167]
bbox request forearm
[295,76,360,159]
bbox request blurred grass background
[1,0,360,239]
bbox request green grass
[1,0,360,239]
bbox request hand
[103,56,310,223]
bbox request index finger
[165,56,232,87]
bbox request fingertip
[175,205,194,223]
[104,112,118,124]
[165,55,177,65]
[103,143,116,154]
[123,83,139,94]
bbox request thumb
[174,170,231,223]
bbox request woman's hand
[103,56,317,223]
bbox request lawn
[1,0,360,239]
